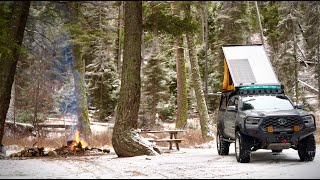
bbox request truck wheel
[235,131,251,163]
[298,134,316,161]
[217,130,230,155]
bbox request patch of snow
[1,144,320,178]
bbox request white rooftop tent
[222,44,280,88]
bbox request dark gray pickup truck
[216,86,316,163]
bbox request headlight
[245,117,261,125]
[302,115,315,124]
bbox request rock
[102,149,110,153]
[21,150,27,155]
[33,148,39,153]
[48,151,57,157]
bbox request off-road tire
[298,134,316,161]
[217,130,230,155]
[235,131,251,163]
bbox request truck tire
[217,130,230,155]
[235,131,251,163]
[298,134,316,161]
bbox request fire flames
[68,130,87,152]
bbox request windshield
[240,95,294,111]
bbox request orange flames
[68,130,87,151]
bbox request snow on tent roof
[222,44,280,87]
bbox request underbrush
[3,131,113,150]
[3,127,212,150]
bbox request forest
[0,1,319,158]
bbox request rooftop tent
[222,44,280,91]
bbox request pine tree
[184,2,212,138]
[276,1,303,102]
[0,1,31,144]
[112,1,159,157]
[303,1,320,109]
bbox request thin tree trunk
[185,4,211,139]
[33,75,40,137]
[0,1,31,144]
[172,3,188,129]
[255,1,265,46]
[149,31,160,127]
[204,1,209,104]
[100,75,103,121]
[117,1,123,75]
[293,27,299,104]
[318,35,320,110]
[12,80,16,138]
[112,1,159,157]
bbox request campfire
[9,130,110,159]
[67,130,87,152]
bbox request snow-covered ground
[1,143,320,179]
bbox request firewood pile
[9,143,110,158]
[9,147,46,158]
[54,144,110,157]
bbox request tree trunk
[68,2,92,137]
[112,1,159,157]
[204,1,209,105]
[72,44,91,137]
[148,25,161,127]
[184,4,211,139]
[33,76,40,137]
[117,1,123,76]
[0,1,31,145]
[172,3,188,129]
[317,32,320,109]
[293,27,299,104]
[255,1,265,46]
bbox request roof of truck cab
[222,44,280,87]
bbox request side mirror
[295,103,304,109]
[227,105,237,112]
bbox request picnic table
[139,129,186,150]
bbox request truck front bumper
[242,125,316,148]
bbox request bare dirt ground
[1,143,320,179]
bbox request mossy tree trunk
[112,1,159,157]
[172,3,188,129]
[318,36,320,110]
[184,4,211,139]
[72,44,92,137]
[0,1,31,144]
[67,2,92,138]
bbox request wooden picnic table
[140,129,186,150]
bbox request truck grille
[260,116,303,131]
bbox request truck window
[228,96,238,109]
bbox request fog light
[293,125,300,132]
[267,126,273,133]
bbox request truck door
[224,96,238,138]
